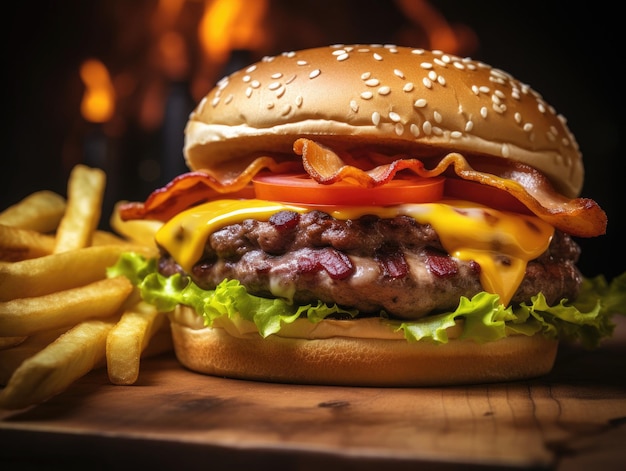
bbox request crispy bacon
[294,138,607,238]
[119,138,607,238]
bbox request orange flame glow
[79,59,115,123]
[198,0,268,64]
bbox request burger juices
[111,45,623,386]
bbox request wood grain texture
[1,316,625,470]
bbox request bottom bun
[169,307,558,386]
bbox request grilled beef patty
[158,210,582,320]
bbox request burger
[111,45,620,386]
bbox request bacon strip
[120,138,606,238]
[294,138,606,238]
[119,158,299,222]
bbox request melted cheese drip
[156,199,554,306]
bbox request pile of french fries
[0,164,171,410]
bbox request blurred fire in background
[3,0,623,280]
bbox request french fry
[0,327,68,385]
[54,164,106,253]
[0,319,116,410]
[0,244,156,302]
[110,201,162,249]
[106,301,167,385]
[0,224,56,261]
[0,276,133,337]
[0,190,66,233]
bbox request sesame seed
[538,102,546,113]
[337,53,349,61]
[285,74,297,84]
[451,131,463,139]
[224,95,233,104]
[420,62,433,69]
[465,120,474,132]
[242,75,251,83]
[403,83,414,92]
[480,107,488,118]
[332,49,346,56]
[350,100,359,112]
[479,86,490,93]
[271,73,283,79]
[373,53,383,61]
[211,96,220,107]
[378,86,391,95]
[432,126,443,136]
[309,69,321,79]
[251,80,260,88]
[296,60,308,66]
[423,121,432,135]
[245,87,253,98]
[280,104,292,116]
[268,81,281,90]
[296,95,303,107]
[523,123,533,132]
[410,123,420,137]
[361,72,371,80]
[414,98,427,108]
[471,85,479,95]
[394,69,405,79]
[514,112,522,123]
[372,111,381,126]
[502,144,510,158]
[428,70,437,81]
[360,91,374,100]
[389,111,401,122]
[434,58,447,67]
[365,78,380,86]
[437,76,446,86]
[395,123,404,135]
[433,111,442,123]
[275,86,286,98]
[453,61,465,70]
[422,77,432,88]
[246,65,257,73]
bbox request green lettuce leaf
[108,252,624,346]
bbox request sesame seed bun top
[184,44,584,198]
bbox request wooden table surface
[1,316,625,471]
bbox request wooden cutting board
[1,317,625,470]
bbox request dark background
[2,0,624,281]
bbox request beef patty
[158,210,582,320]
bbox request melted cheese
[156,199,554,306]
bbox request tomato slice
[444,178,532,214]
[252,173,445,206]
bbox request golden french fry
[0,319,116,409]
[0,276,133,337]
[0,190,66,233]
[0,224,56,261]
[54,164,106,253]
[0,327,68,385]
[106,302,167,385]
[110,201,161,249]
[0,244,156,302]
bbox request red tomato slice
[253,173,445,206]
[444,178,532,214]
